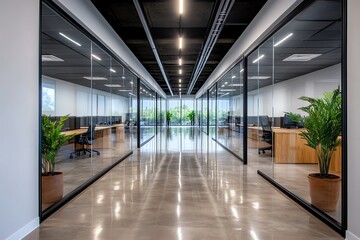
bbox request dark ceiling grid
[91,0,268,95]
[42,0,341,100]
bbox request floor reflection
[27,127,342,240]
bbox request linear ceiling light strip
[133,0,174,96]
[186,0,234,95]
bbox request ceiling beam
[133,0,174,96]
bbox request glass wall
[196,0,344,229]
[200,92,208,134]
[41,3,159,213]
[166,98,195,126]
[248,0,343,225]
[181,98,195,126]
[209,84,217,138]
[168,99,181,126]
[139,81,156,144]
[215,62,244,158]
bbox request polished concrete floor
[28,127,343,240]
[217,127,342,222]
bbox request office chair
[258,115,272,155]
[69,125,100,159]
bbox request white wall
[347,1,360,239]
[246,64,340,117]
[0,0,40,239]
[42,75,129,119]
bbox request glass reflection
[41,3,137,212]
[248,0,343,225]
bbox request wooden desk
[246,126,341,175]
[62,125,123,149]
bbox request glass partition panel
[209,84,217,138]
[216,62,244,158]
[140,81,155,144]
[41,3,134,212]
[168,99,181,126]
[247,0,343,226]
[181,99,195,126]
[201,93,208,134]
[161,97,166,126]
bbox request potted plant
[166,111,173,126]
[298,88,342,211]
[187,110,195,126]
[41,115,74,204]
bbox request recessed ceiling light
[91,54,101,61]
[232,76,236,79]
[221,85,225,87]
[220,89,236,92]
[122,76,125,79]
[130,81,134,84]
[252,54,264,63]
[104,84,121,87]
[179,79,182,83]
[118,89,133,92]
[110,68,116,73]
[179,36,183,49]
[179,58,182,66]
[274,33,293,47]
[180,88,181,91]
[248,76,270,80]
[179,0,183,14]
[42,55,64,62]
[228,83,243,87]
[283,54,322,62]
[240,69,244,73]
[225,82,228,84]
[83,76,108,80]
[179,69,182,75]
[59,32,81,46]
[179,84,181,87]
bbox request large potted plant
[41,115,74,204]
[187,110,195,125]
[298,88,342,211]
[166,111,173,126]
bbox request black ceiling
[91,0,267,95]
[41,0,341,99]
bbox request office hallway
[25,127,342,240]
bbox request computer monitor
[282,113,297,129]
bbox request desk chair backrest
[259,115,272,145]
[85,125,96,141]
[259,116,271,132]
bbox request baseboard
[347,231,360,240]
[6,217,39,240]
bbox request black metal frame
[38,0,43,222]
[243,57,248,165]
[340,0,348,235]
[137,78,141,148]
